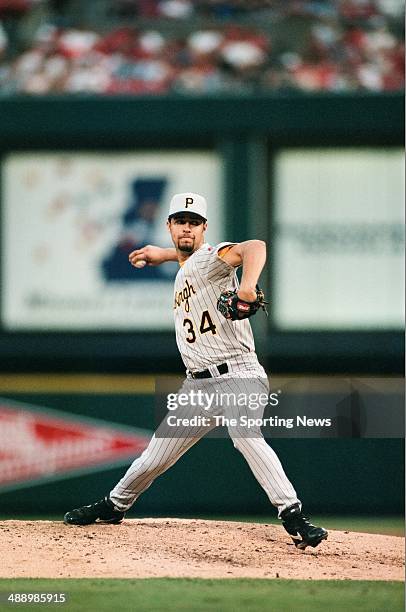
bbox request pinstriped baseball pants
[109,376,300,515]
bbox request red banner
[0,401,151,490]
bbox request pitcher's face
[167,214,207,254]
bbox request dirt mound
[0,519,403,580]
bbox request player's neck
[177,250,191,265]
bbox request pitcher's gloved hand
[217,286,268,321]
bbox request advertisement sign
[0,399,152,492]
[2,152,223,330]
[273,148,404,329]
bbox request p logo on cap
[168,193,207,220]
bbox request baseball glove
[217,286,268,321]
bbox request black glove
[217,286,268,321]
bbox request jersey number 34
[183,310,217,343]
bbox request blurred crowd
[0,0,404,95]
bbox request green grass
[310,516,404,536]
[0,579,403,612]
[0,515,403,537]
[187,515,404,536]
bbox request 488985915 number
[5,593,66,604]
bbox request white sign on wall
[2,152,223,330]
[273,148,404,330]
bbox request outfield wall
[0,93,403,375]
[0,387,403,516]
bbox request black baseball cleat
[63,496,125,526]
[281,503,328,550]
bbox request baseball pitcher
[64,193,328,550]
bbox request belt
[190,363,229,379]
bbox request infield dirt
[0,519,403,581]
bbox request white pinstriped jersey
[173,242,265,376]
[110,246,300,517]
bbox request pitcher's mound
[0,519,403,580]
